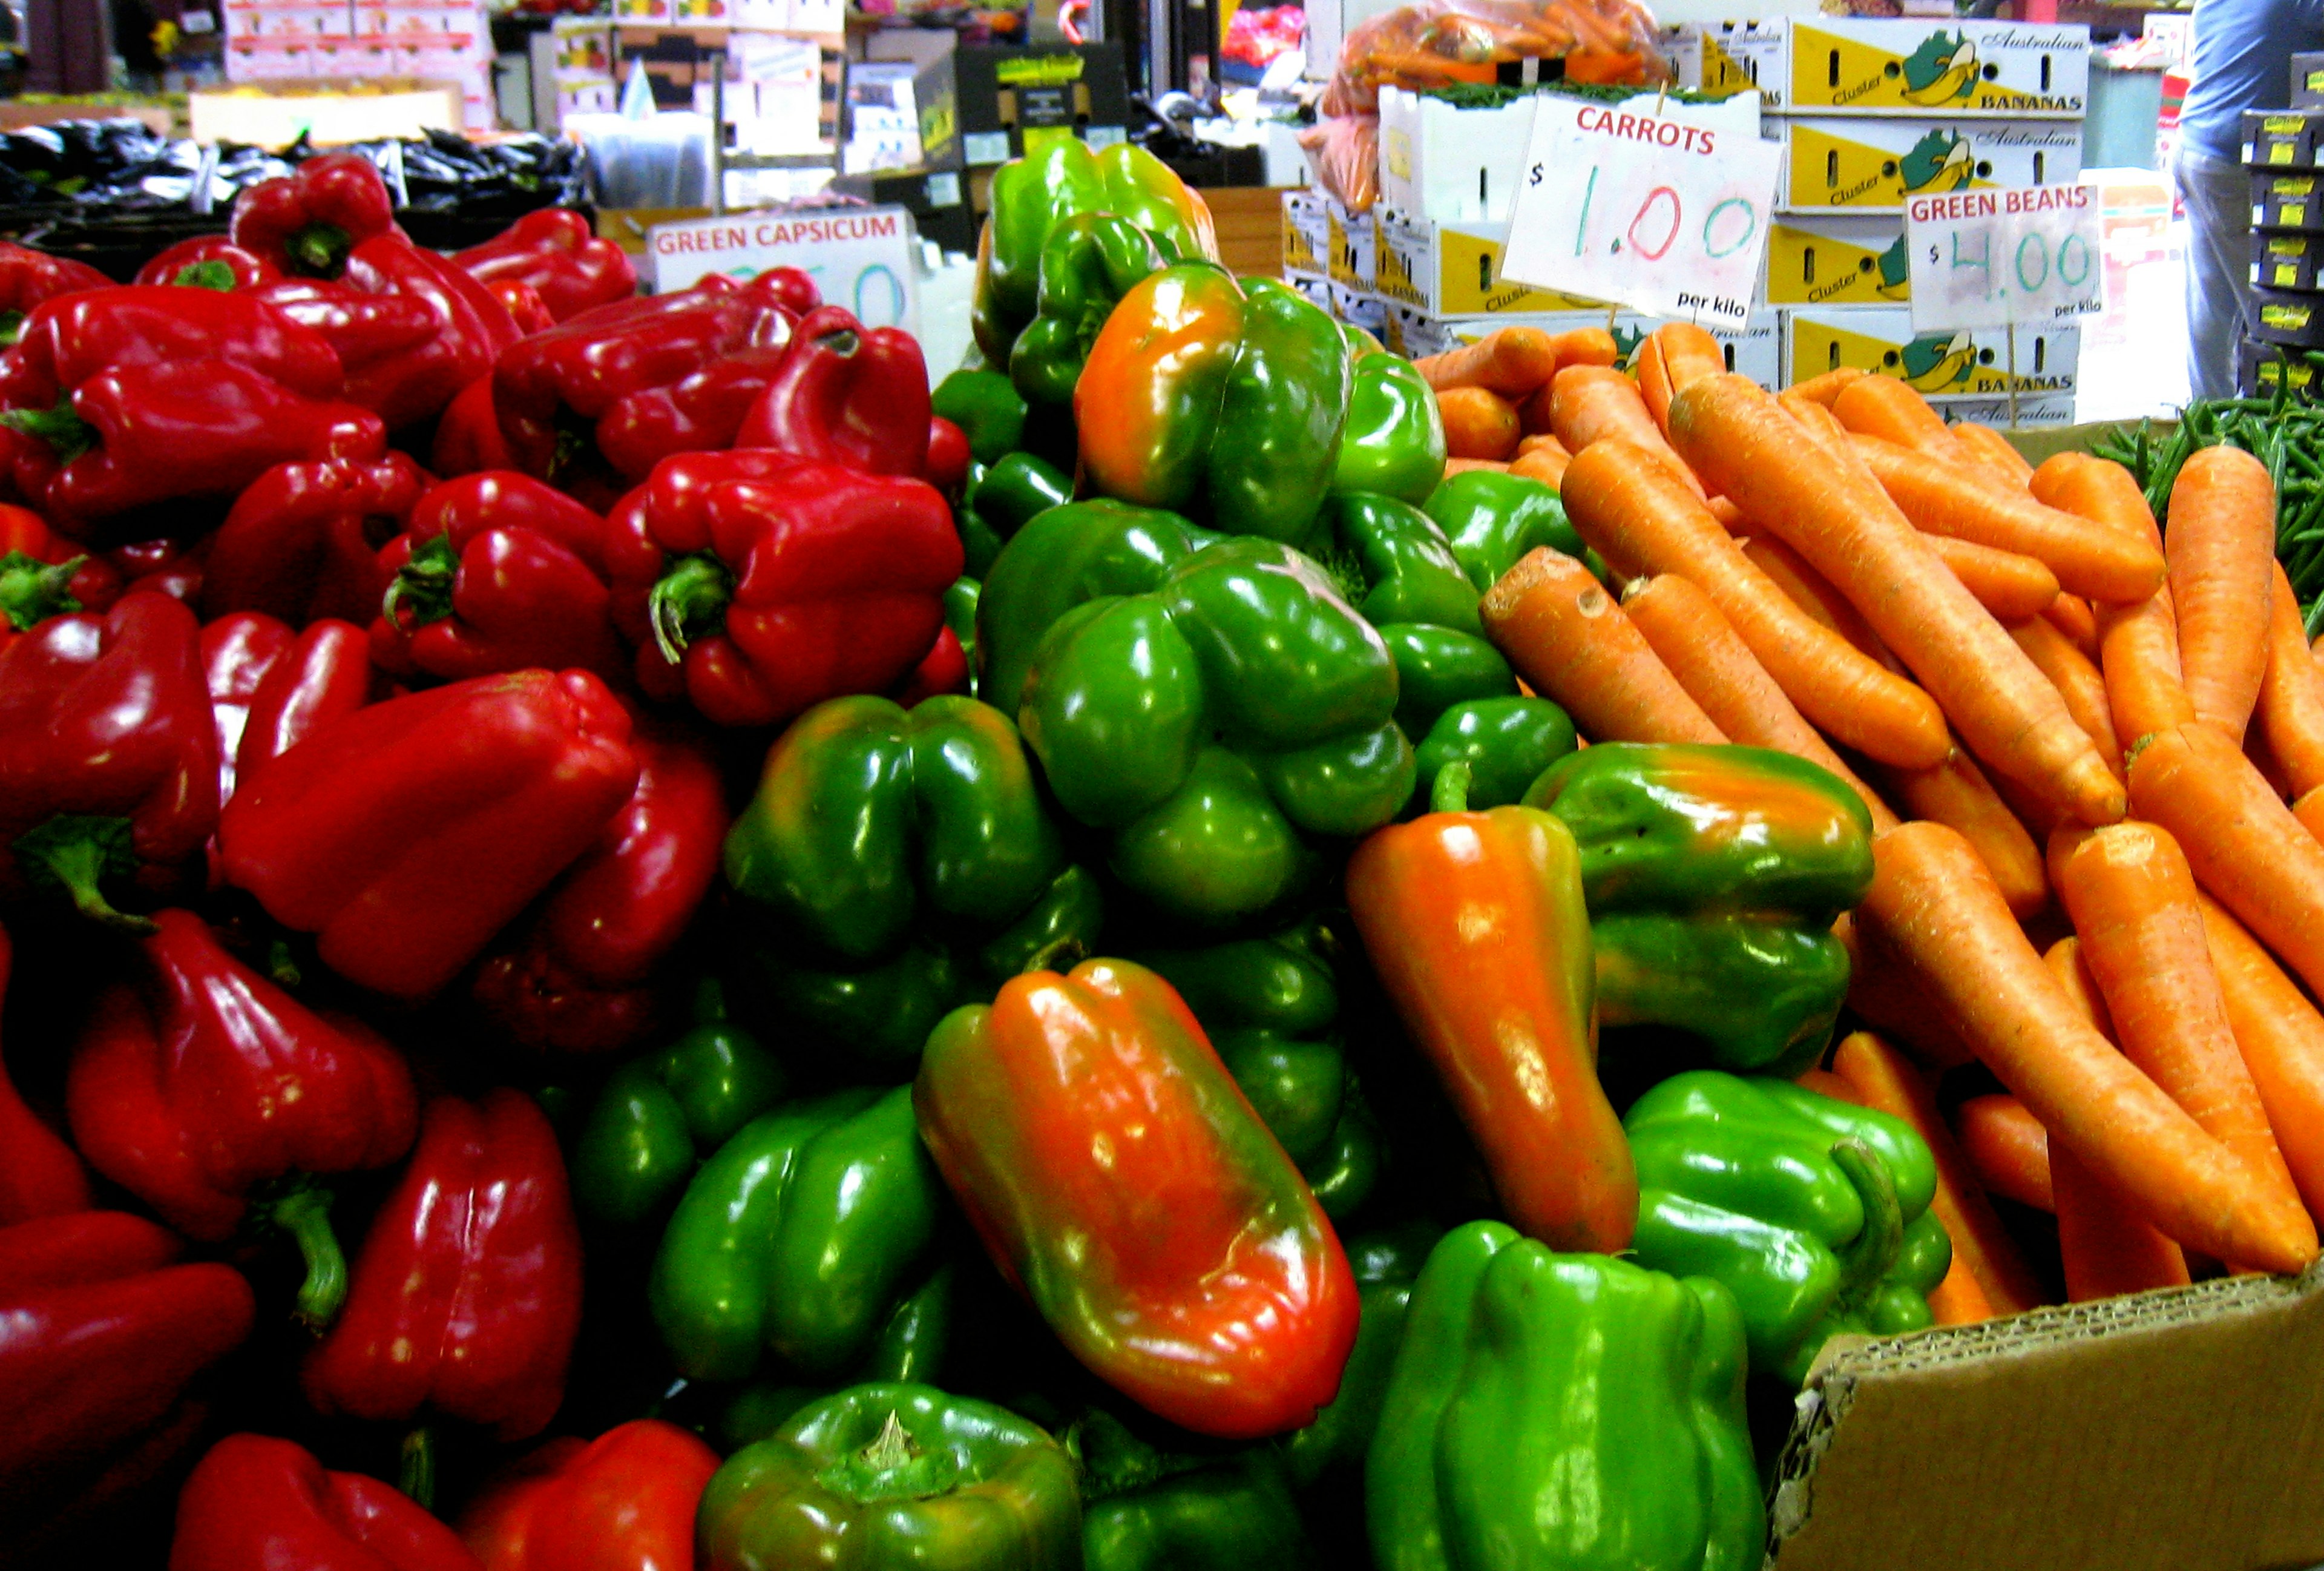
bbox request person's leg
[2176,147,2252,401]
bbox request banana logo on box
[1899,130,1975,195]
[1609,322,1647,369]
[1875,234,1911,298]
[1899,32,1980,107]
[1897,331,1979,392]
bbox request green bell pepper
[1377,624,1516,742]
[649,1085,944,1382]
[718,1263,958,1451]
[1411,696,1577,812]
[1626,1070,1952,1386]
[1072,1408,1311,1571]
[1076,264,1350,547]
[1279,1223,1436,1490]
[723,693,1099,1077]
[975,138,1218,364]
[1317,492,1483,637]
[570,994,790,1228]
[1526,742,1876,1076]
[946,578,981,694]
[1335,352,1446,506]
[1422,469,1586,591]
[957,452,1075,579]
[1009,212,1168,412]
[1014,535,1413,926]
[701,1383,1082,1571]
[1368,1220,1764,1571]
[933,368,1028,466]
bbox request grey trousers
[2177,145,2251,402]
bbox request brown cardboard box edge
[1767,1257,2324,1570]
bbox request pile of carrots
[1447,320,2324,1317]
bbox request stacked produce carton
[2239,67,2324,395]
[1674,16,2090,425]
[224,0,495,130]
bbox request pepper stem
[0,550,85,631]
[1828,1138,1905,1314]
[398,1427,436,1512]
[287,220,353,278]
[171,260,238,291]
[647,553,734,667]
[1022,935,1088,976]
[269,1184,349,1331]
[864,1411,916,1472]
[0,310,23,347]
[10,814,155,933]
[379,533,458,627]
[0,398,96,463]
[1430,760,1473,815]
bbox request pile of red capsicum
[4,134,2317,1571]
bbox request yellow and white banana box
[1687,19,2088,117]
[1772,117,2083,213]
[1781,306,2079,400]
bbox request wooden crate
[1202,185,1287,279]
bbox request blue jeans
[2176,145,2251,401]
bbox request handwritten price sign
[1499,94,1781,327]
[1905,183,2104,332]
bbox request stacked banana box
[1278,85,1782,387]
[2240,107,2324,395]
[1671,16,2091,426]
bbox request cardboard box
[833,166,974,254]
[1285,271,1332,315]
[1765,214,1911,305]
[1383,303,1782,389]
[1782,305,2079,398]
[1912,390,2076,427]
[1281,188,1327,282]
[1687,18,2088,117]
[2242,107,2324,168]
[1773,116,2084,212]
[2253,170,2324,231]
[2252,228,2324,291]
[1657,24,1758,100]
[191,77,464,140]
[1375,211,1610,318]
[1766,1262,2324,1571]
[2296,50,2324,109]
[2249,285,2324,348]
[1328,280,1387,338]
[1325,196,1374,291]
[951,43,1131,169]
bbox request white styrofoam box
[1328,280,1386,338]
[1382,303,1783,388]
[1930,392,2077,429]
[1287,272,1333,314]
[1764,213,1909,305]
[1770,116,2083,212]
[1658,24,1760,99]
[1375,211,1609,318]
[1282,188,1327,280]
[1682,18,2088,117]
[1325,194,1374,289]
[1779,306,2078,400]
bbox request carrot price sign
[1498,93,1781,327]
[1905,183,2104,332]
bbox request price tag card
[1905,184,2104,333]
[1499,94,1782,328]
[648,206,922,337]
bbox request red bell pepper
[1,500,119,653]
[459,1420,718,1571]
[892,623,970,707]
[218,668,640,998]
[926,414,972,496]
[229,150,404,279]
[489,269,813,486]
[0,285,345,412]
[0,922,92,1225]
[134,235,282,292]
[65,907,418,1321]
[200,610,295,805]
[735,303,933,478]
[261,234,522,431]
[171,1432,482,1571]
[433,374,517,476]
[603,450,961,727]
[491,277,558,337]
[304,1089,583,1442]
[0,591,218,927]
[0,1211,255,1543]
[0,241,110,344]
[470,713,726,1053]
[591,343,794,484]
[372,471,625,685]
[200,452,427,625]
[235,617,376,792]
[108,535,207,605]
[453,207,638,324]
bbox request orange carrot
[1546,326,1618,370]
[1738,535,1893,665]
[1549,366,1705,498]
[2098,587,2195,750]
[1638,322,1725,433]
[1517,380,1558,438]
[2009,614,2123,781]
[1836,911,1975,1071]
[2127,720,2324,1003]
[1437,386,1522,461]
[1857,820,2315,1272]
[1516,432,1571,462]
[1443,457,1512,476]
[1786,366,1866,407]
[1635,335,1673,434]
[1954,422,2037,486]
[1850,433,2167,604]
[1507,445,1567,490]
[1412,324,1561,395]
[1705,495,1745,533]
[1621,573,1897,830]
[2045,593,2101,661]
[1832,375,1975,466]
[1561,440,1948,768]
[2198,891,2324,1219]
[1479,547,1727,746]
[2030,450,2163,549]
[1928,534,2060,622]
[2167,444,2277,741]
[1954,1094,2052,1211]
[2258,563,2324,800]
[1874,746,2049,919]
[1777,392,1857,455]
[1669,375,2125,828]
[1828,1029,2046,1317]
[2049,822,2309,1241]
